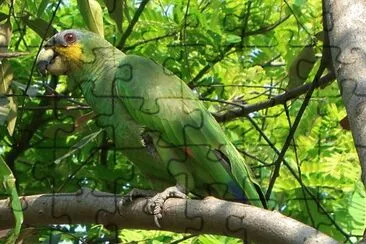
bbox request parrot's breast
[75,64,174,190]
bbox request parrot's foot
[146,186,188,228]
[119,188,157,207]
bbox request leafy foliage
[0,0,365,243]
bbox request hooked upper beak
[36,42,69,76]
[36,48,56,76]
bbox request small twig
[213,72,335,123]
[0,52,29,58]
[123,31,178,51]
[284,102,316,227]
[170,234,198,244]
[18,105,91,111]
[117,0,150,50]
[245,115,350,239]
[188,15,291,86]
[260,54,282,68]
[245,15,291,37]
[189,47,235,85]
[265,62,327,200]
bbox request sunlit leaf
[0,19,16,136]
[226,34,241,44]
[0,18,11,51]
[0,156,23,244]
[77,0,104,37]
[287,45,317,90]
[37,0,49,17]
[5,90,16,136]
[103,0,123,32]
[54,129,103,164]
[347,181,366,235]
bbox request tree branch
[323,0,366,186]
[0,189,337,244]
[213,72,335,123]
[266,60,327,200]
[117,0,150,50]
[5,76,59,171]
[123,31,179,51]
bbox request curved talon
[146,186,188,228]
[154,214,162,228]
[119,188,157,214]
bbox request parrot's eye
[64,33,76,44]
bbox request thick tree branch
[323,0,366,186]
[213,72,335,123]
[0,189,336,244]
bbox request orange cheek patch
[54,43,82,64]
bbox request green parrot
[36,29,266,224]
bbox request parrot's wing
[114,54,265,207]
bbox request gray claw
[146,186,188,228]
[118,188,157,213]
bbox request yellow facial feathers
[54,43,82,64]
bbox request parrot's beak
[36,46,69,76]
[36,48,56,76]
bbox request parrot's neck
[68,47,125,90]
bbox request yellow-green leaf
[287,45,317,90]
[0,19,16,136]
[347,181,366,235]
[37,0,49,17]
[6,90,16,136]
[0,18,11,52]
[0,156,23,244]
[77,0,104,37]
[103,0,123,32]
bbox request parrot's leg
[119,188,158,208]
[146,185,188,228]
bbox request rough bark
[324,0,366,186]
[0,189,337,244]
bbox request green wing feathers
[114,55,266,207]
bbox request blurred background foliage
[0,0,365,243]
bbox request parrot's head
[36,29,112,76]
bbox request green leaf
[0,19,16,136]
[103,0,123,32]
[37,0,49,18]
[226,34,241,44]
[347,181,366,235]
[21,14,57,38]
[5,91,16,136]
[77,0,104,37]
[287,45,317,90]
[0,12,8,22]
[0,156,23,244]
[0,18,11,51]
[54,129,103,164]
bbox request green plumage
[38,29,266,208]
